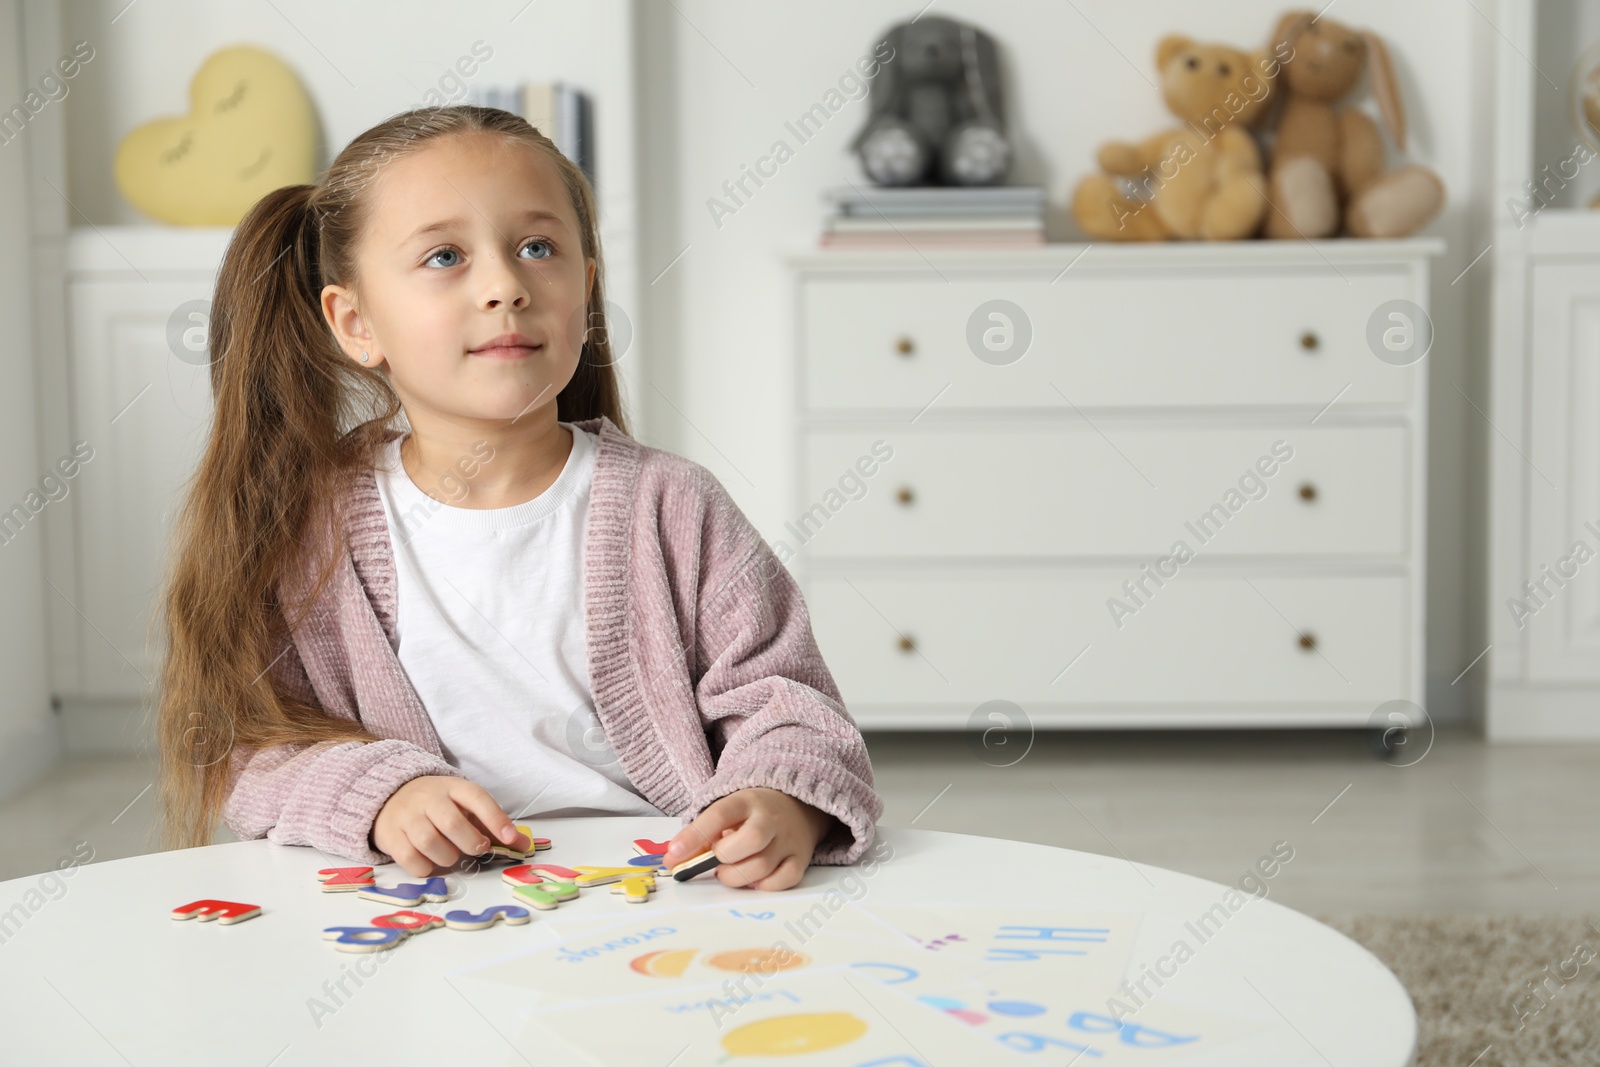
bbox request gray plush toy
[850,15,1011,186]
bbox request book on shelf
[819,183,1045,248]
[823,184,1046,216]
[466,82,593,186]
[824,213,1041,233]
[819,230,1046,248]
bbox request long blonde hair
[151,105,628,851]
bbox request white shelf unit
[788,240,1442,731]
[1486,0,1600,739]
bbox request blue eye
[422,239,554,269]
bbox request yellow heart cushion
[114,45,317,226]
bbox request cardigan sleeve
[682,472,884,866]
[220,633,463,866]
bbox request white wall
[636,0,1498,725]
[0,0,62,802]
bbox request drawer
[798,424,1409,559]
[806,568,1410,709]
[801,269,1419,411]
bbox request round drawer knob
[897,634,916,653]
[1298,632,1317,651]
[1298,482,1317,502]
[895,486,914,505]
[894,336,915,356]
[1300,330,1320,351]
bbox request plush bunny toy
[850,15,1011,186]
[1263,11,1444,238]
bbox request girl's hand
[371,775,528,878]
[662,787,836,891]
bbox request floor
[3,725,1595,916]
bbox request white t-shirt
[371,422,663,820]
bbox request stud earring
[360,350,370,362]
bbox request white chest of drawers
[784,239,1442,730]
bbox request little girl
[152,105,882,892]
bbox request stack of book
[466,83,594,186]
[820,185,1045,248]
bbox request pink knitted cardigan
[221,414,883,867]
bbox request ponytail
[151,185,389,852]
[206,182,403,630]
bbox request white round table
[0,818,1414,1065]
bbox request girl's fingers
[666,793,752,866]
[406,817,462,870]
[715,849,780,889]
[701,812,775,868]
[388,836,433,879]
[747,854,807,892]
[452,781,523,848]
[429,799,495,858]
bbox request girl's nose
[479,252,532,310]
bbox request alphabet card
[453,893,922,1012]
[508,966,1026,1065]
[448,893,1275,1064]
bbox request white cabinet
[45,229,227,713]
[33,231,228,735]
[1484,0,1600,738]
[788,241,1440,730]
[1489,227,1600,735]
[1524,260,1600,685]
[61,251,224,700]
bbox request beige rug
[1311,914,1600,1066]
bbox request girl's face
[323,131,595,427]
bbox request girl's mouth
[472,343,542,360]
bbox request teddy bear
[1071,34,1283,241]
[1260,11,1444,238]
